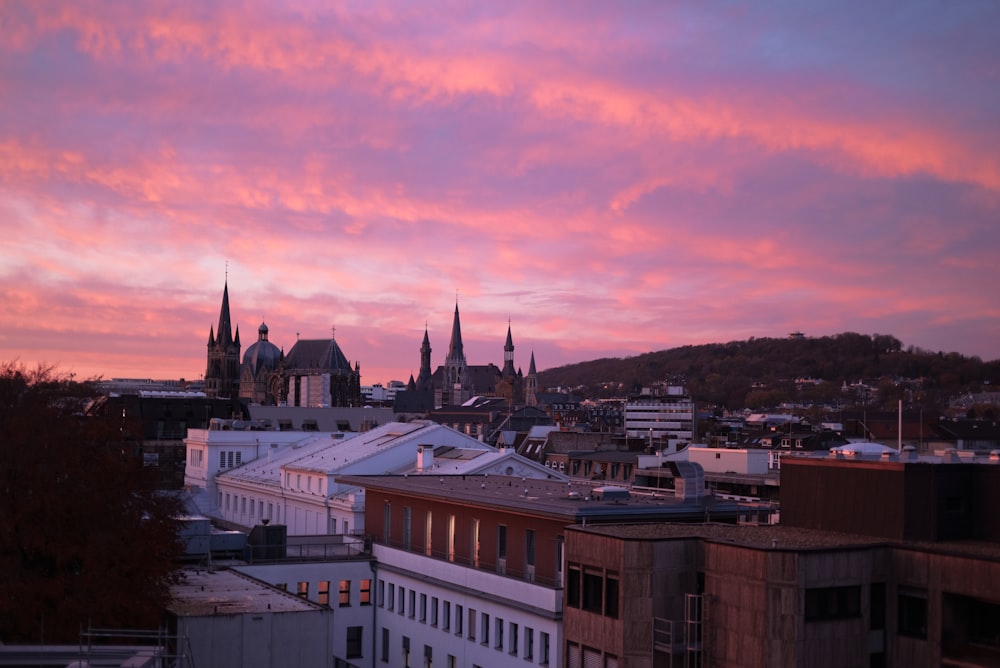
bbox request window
[346,626,363,659]
[339,579,351,607]
[409,589,416,618]
[398,586,405,615]
[297,581,308,599]
[378,579,385,607]
[448,514,456,562]
[481,612,489,645]
[495,616,503,650]
[381,627,389,663]
[402,636,411,668]
[540,632,550,666]
[509,622,518,656]
[442,600,450,631]
[447,655,456,668]
[423,645,432,668]
[567,565,581,607]
[219,451,225,468]
[360,579,372,605]
[525,627,534,660]
[456,604,464,636]
[498,525,508,561]
[898,591,928,639]
[403,507,412,549]
[419,593,427,622]
[804,586,861,621]
[318,580,330,606]
[467,608,476,641]
[583,569,603,613]
[425,511,433,556]
[430,596,438,626]
[388,583,395,611]
[471,518,480,568]
[605,572,619,618]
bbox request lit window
[318,581,330,606]
[339,580,351,607]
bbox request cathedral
[409,303,538,408]
[203,282,362,407]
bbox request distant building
[203,281,362,407]
[624,385,696,446]
[405,304,538,408]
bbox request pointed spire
[502,321,516,377]
[528,351,537,375]
[208,324,215,346]
[447,302,464,359]
[216,281,234,346]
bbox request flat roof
[337,474,736,522]
[168,568,324,616]
[570,522,1000,560]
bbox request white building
[186,419,564,536]
[624,385,696,446]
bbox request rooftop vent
[593,486,630,501]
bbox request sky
[2,1,999,386]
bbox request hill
[537,332,1000,410]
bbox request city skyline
[2,2,999,384]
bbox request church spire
[416,324,433,389]
[447,302,465,362]
[216,280,235,347]
[443,301,468,405]
[501,321,516,377]
[205,279,241,399]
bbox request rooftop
[168,568,324,616]
[338,473,734,522]
[571,522,1000,560]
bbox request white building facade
[624,385,696,446]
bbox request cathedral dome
[242,322,282,374]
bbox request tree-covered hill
[538,333,1000,410]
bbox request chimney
[416,445,434,471]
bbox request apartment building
[562,453,1000,668]
[340,472,736,668]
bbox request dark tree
[0,363,183,643]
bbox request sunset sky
[2,2,999,386]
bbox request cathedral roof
[242,322,282,373]
[285,337,353,374]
